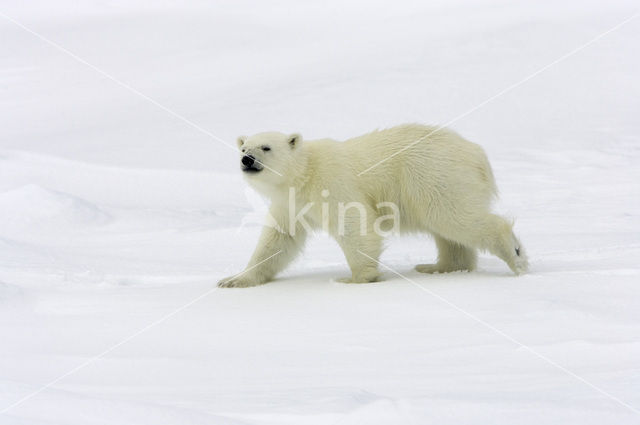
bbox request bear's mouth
[242,166,262,174]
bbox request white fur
[218,124,528,288]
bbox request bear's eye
[262,146,271,152]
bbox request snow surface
[1,1,639,424]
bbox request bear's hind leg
[435,213,528,275]
[416,235,477,274]
[476,214,528,275]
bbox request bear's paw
[217,274,265,288]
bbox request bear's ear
[288,133,302,149]
[237,135,247,149]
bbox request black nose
[241,155,255,167]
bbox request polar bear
[218,124,527,288]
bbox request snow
[1,0,639,424]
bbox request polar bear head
[236,132,304,194]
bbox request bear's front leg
[218,218,307,288]
[336,232,383,284]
